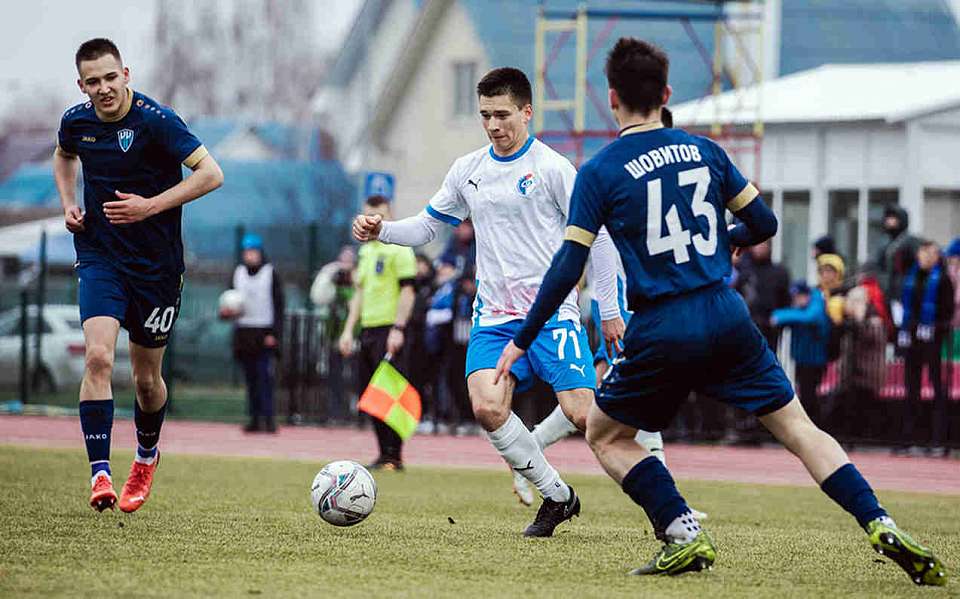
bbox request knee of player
[133,370,161,396]
[584,408,615,450]
[84,345,115,377]
[559,393,591,431]
[470,395,509,430]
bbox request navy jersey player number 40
[495,37,946,585]
[52,38,223,515]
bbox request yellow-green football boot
[629,531,717,576]
[867,518,947,586]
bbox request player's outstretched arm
[728,194,778,247]
[353,211,447,247]
[103,154,224,225]
[53,147,85,232]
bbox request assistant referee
[339,195,417,470]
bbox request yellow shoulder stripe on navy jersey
[727,182,759,212]
[565,225,596,247]
[183,145,209,169]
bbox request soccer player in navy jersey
[495,38,944,584]
[53,39,223,513]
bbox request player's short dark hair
[477,68,532,108]
[75,38,123,71]
[365,195,390,209]
[918,238,938,250]
[605,37,669,115]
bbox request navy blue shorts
[77,256,183,348]
[596,283,794,432]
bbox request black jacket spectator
[874,205,920,306]
[735,240,791,350]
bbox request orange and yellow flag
[358,360,422,440]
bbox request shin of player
[55,38,223,513]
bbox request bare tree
[151,0,328,122]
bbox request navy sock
[79,400,113,478]
[135,400,168,460]
[622,456,689,536]
[820,463,888,529]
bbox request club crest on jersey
[517,173,536,195]
[117,129,135,153]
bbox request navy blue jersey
[565,123,758,304]
[57,89,206,280]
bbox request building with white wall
[674,61,960,280]
[314,0,960,245]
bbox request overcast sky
[0,0,360,121]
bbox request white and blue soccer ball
[311,460,377,526]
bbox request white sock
[635,429,666,466]
[532,405,579,451]
[487,412,571,503]
[665,510,701,544]
[90,471,111,486]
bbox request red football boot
[89,472,117,512]
[118,453,160,513]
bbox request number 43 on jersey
[646,166,717,264]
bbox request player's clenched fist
[64,205,85,232]
[352,213,383,242]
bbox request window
[867,189,898,264]
[452,61,477,117]
[781,191,811,280]
[0,315,19,337]
[828,190,859,264]
[923,189,960,247]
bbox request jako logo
[85,433,108,440]
[517,173,535,195]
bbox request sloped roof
[779,0,960,76]
[0,163,58,207]
[672,61,960,126]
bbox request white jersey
[426,137,580,327]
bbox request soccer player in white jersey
[353,67,614,536]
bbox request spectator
[898,240,955,455]
[438,220,476,279]
[309,245,356,314]
[407,254,437,429]
[424,259,459,431]
[874,205,920,320]
[771,281,830,424]
[734,239,791,350]
[812,235,837,261]
[947,237,960,330]
[816,253,846,326]
[835,266,889,440]
[338,196,417,470]
[225,233,285,433]
[450,275,477,434]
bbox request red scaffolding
[534,1,766,181]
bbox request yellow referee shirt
[357,241,417,328]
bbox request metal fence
[2,227,957,447]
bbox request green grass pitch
[0,446,955,598]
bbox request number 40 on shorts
[144,306,176,334]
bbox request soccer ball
[218,289,245,317]
[310,460,377,526]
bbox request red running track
[1,415,957,495]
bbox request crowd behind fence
[3,222,958,452]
